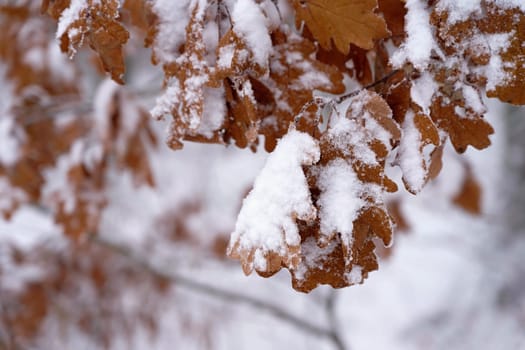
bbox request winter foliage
[1,0,525,348]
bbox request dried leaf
[452,166,482,215]
[50,0,130,83]
[292,0,389,52]
[152,0,210,149]
[377,0,406,45]
[228,127,320,276]
[430,96,493,153]
[291,91,400,292]
[396,110,440,194]
[258,29,345,151]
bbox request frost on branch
[228,127,320,276]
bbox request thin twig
[334,69,402,105]
[325,291,347,350]
[93,236,339,343]
[294,69,402,128]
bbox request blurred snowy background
[1,2,525,350]
[2,99,524,350]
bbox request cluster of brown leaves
[147,1,346,152]
[292,91,401,291]
[0,2,155,238]
[0,241,170,349]
[43,0,129,83]
[221,0,524,292]
[1,0,524,295]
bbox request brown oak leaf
[47,0,129,83]
[292,91,399,292]
[292,0,389,53]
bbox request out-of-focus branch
[92,235,346,348]
[325,291,347,350]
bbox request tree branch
[325,290,347,350]
[92,235,344,347]
[295,69,403,128]
[334,69,402,104]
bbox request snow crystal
[217,44,235,69]
[435,0,482,23]
[229,128,319,262]
[461,84,486,115]
[293,236,337,281]
[0,64,21,166]
[258,0,281,30]
[151,0,192,64]
[483,33,513,91]
[56,0,89,39]
[151,78,181,120]
[346,265,363,284]
[327,110,377,166]
[397,110,428,193]
[198,87,226,137]
[411,72,438,115]
[391,0,436,70]
[327,92,395,166]
[495,0,525,11]
[295,70,331,90]
[231,0,272,68]
[436,0,525,23]
[317,159,364,245]
[93,78,119,139]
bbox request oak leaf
[430,96,493,154]
[292,91,399,292]
[291,0,389,53]
[452,166,482,215]
[258,29,345,151]
[49,0,130,83]
[228,127,320,276]
[151,0,210,149]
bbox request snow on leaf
[258,28,345,151]
[480,4,525,105]
[221,76,260,149]
[231,0,272,68]
[430,96,493,153]
[49,0,130,84]
[390,0,437,70]
[93,79,157,186]
[291,90,400,292]
[228,127,320,276]
[152,0,210,149]
[291,0,389,53]
[430,0,525,105]
[42,140,106,238]
[145,0,192,64]
[397,110,440,194]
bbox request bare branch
[325,291,348,350]
[92,235,343,345]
